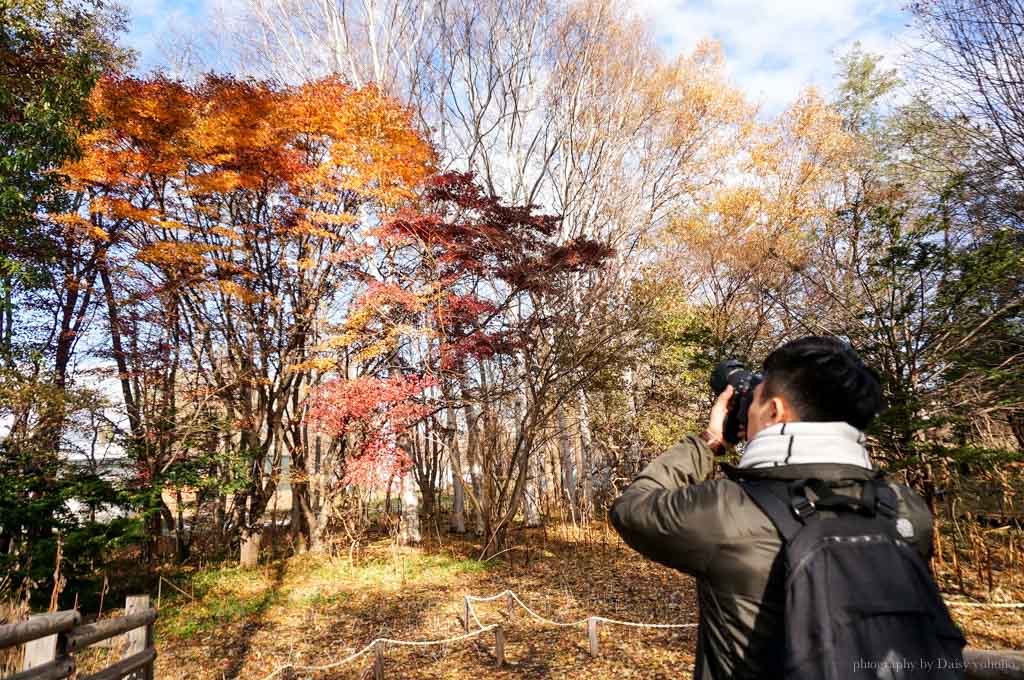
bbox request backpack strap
[742,478,901,542]
[874,481,899,518]
[741,480,805,542]
[804,478,875,515]
[802,478,900,519]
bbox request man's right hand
[703,385,733,454]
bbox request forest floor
[79,520,1024,680]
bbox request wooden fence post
[463,597,470,632]
[505,592,514,619]
[21,616,57,672]
[125,595,150,680]
[494,625,505,667]
[588,618,599,657]
[143,605,155,680]
[373,641,385,680]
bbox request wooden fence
[0,595,156,680]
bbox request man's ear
[771,395,796,423]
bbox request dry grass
[140,520,1023,679]
[932,518,1024,651]
[154,524,698,679]
[0,578,30,675]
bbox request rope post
[505,591,514,620]
[494,625,505,667]
[373,641,385,680]
[463,596,470,632]
[588,617,599,657]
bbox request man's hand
[701,385,733,454]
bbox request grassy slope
[145,522,1022,680]
[152,524,698,679]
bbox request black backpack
[742,477,967,680]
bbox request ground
[78,520,1023,679]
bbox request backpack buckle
[875,484,899,518]
[791,495,816,520]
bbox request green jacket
[609,434,935,680]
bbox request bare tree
[910,0,1024,223]
[221,0,752,528]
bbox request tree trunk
[174,489,189,562]
[215,492,227,543]
[240,527,261,568]
[517,396,541,528]
[290,436,320,553]
[306,434,325,552]
[384,473,395,514]
[399,473,422,545]
[557,405,577,509]
[447,407,466,534]
[450,460,466,533]
[524,459,543,528]
[481,430,535,559]
[239,491,264,567]
[577,388,594,513]
[290,482,307,554]
[464,396,485,536]
[420,485,436,519]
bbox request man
[609,336,945,679]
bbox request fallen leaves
[151,520,1023,679]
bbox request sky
[635,0,911,111]
[120,0,913,114]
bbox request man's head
[745,336,883,439]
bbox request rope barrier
[258,625,499,680]
[254,588,696,680]
[472,590,587,628]
[468,589,698,630]
[946,601,1024,609]
[593,616,698,629]
[158,576,195,603]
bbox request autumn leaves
[51,70,616,559]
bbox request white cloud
[119,0,912,109]
[632,0,911,114]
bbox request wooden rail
[964,649,1024,680]
[1,596,156,680]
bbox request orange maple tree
[58,73,434,561]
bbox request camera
[710,359,763,445]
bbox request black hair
[761,336,883,430]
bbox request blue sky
[120,0,912,113]
[633,0,911,111]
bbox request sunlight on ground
[149,524,1023,680]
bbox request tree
[739,48,1024,504]
[910,0,1024,227]
[59,73,434,565]
[0,0,130,595]
[667,87,855,362]
[221,0,754,524]
[306,375,435,547]
[0,0,128,270]
[350,171,614,554]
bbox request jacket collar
[720,461,883,482]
